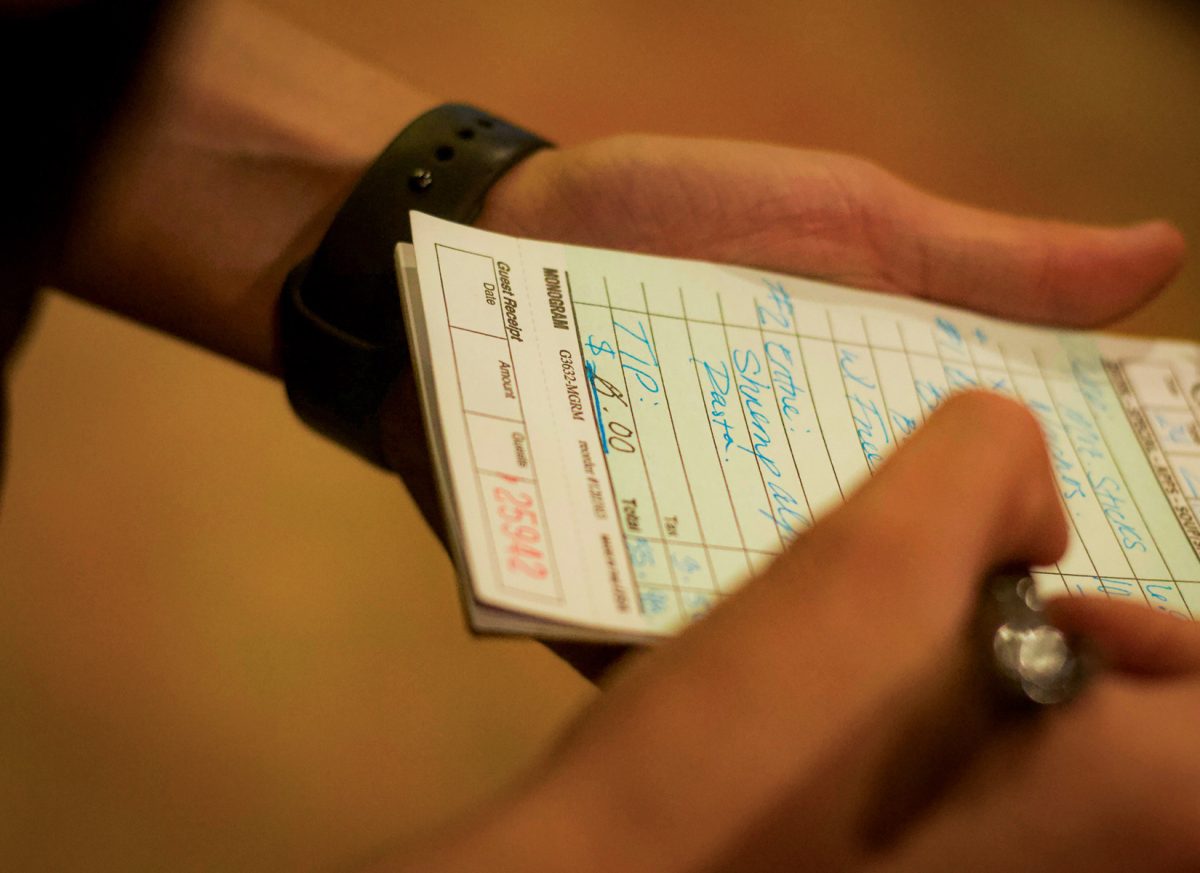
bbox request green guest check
[398,213,1200,644]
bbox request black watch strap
[280,103,551,466]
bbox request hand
[397,135,1182,679]
[862,594,1200,873]
[477,136,1184,326]
[376,392,1200,873]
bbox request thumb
[479,137,1187,329]
[741,146,1186,327]
[1047,596,1200,676]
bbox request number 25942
[492,485,548,580]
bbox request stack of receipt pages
[398,213,1200,644]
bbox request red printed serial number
[491,482,549,581]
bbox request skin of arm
[54,0,436,374]
[44,2,1200,870]
[56,1,1184,379]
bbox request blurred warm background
[1,1,1197,869]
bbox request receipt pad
[398,213,1200,644]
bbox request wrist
[279,104,552,468]
[164,0,440,374]
[54,0,437,375]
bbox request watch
[279,103,551,466]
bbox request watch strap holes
[408,168,434,191]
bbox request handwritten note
[398,214,1200,642]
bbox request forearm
[54,0,435,374]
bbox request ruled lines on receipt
[400,213,1200,640]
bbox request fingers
[786,391,1068,644]
[682,390,1065,713]
[869,678,1200,873]
[1047,596,1200,677]
[770,153,1184,327]
[656,392,1066,723]
[914,208,1185,328]
[517,392,1066,873]
[838,158,1187,327]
